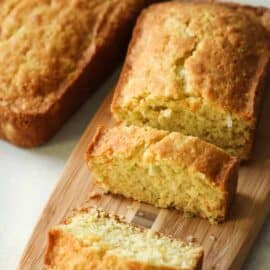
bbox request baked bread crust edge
[85,126,239,223]
[0,0,157,147]
[111,0,270,160]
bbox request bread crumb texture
[45,208,203,269]
[0,0,119,113]
[112,2,270,159]
[87,126,238,223]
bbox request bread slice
[111,1,270,160]
[45,207,203,270]
[86,126,239,223]
[0,0,157,147]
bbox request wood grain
[18,86,270,270]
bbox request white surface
[0,70,119,269]
[0,1,270,268]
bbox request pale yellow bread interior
[45,208,203,269]
[86,125,238,223]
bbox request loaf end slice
[44,207,203,270]
[86,126,239,223]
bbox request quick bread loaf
[0,0,156,147]
[45,207,204,270]
[43,1,270,268]
[111,1,270,160]
[86,125,239,223]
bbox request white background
[0,1,270,269]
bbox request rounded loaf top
[114,2,270,119]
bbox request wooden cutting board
[19,87,270,270]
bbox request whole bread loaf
[0,0,155,147]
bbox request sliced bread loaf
[111,2,270,159]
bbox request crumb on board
[88,189,107,199]
[137,211,144,217]
[209,234,217,241]
[184,212,195,218]
[186,235,196,243]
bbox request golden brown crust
[0,0,157,147]
[45,208,203,270]
[45,230,184,270]
[87,126,239,187]
[111,1,270,160]
[222,157,239,220]
[235,1,270,158]
[86,126,239,222]
[214,1,270,160]
[112,1,270,120]
[85,125,107,159]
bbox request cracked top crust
[0,0,135,114]
[112,2,270,120]
[87,125,238,187]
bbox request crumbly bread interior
[112,3,270,159]
[91,144,225,223]
[54,208,203,269]
[87,126,237,223]
[115,98,250,159]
